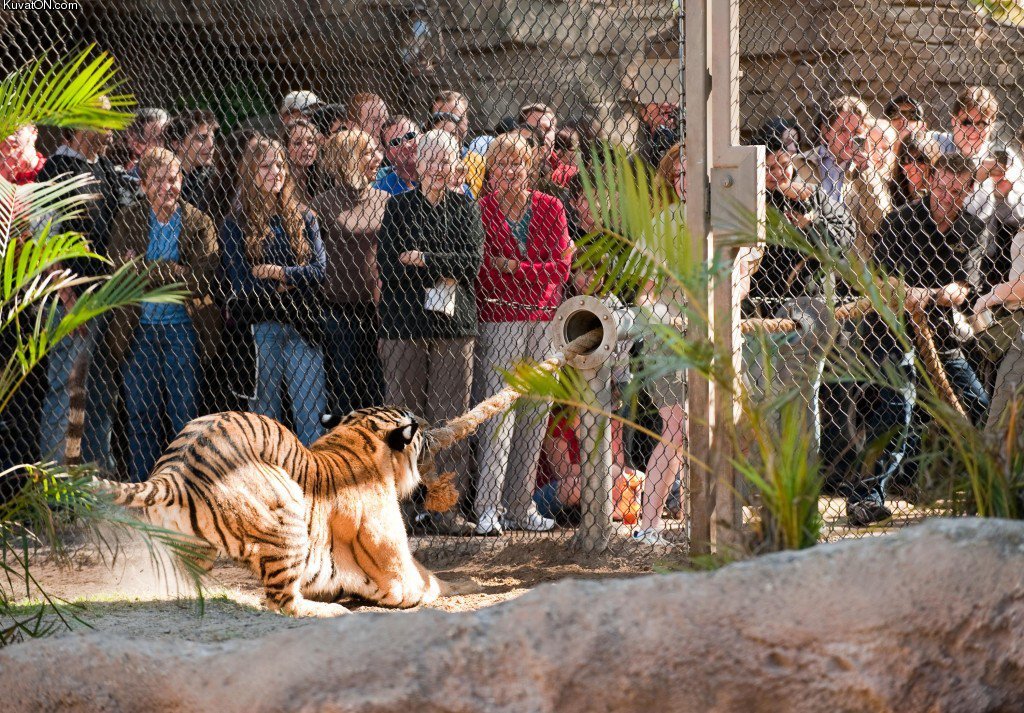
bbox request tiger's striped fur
[94,407,447,618]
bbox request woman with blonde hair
[472,132,572,534]
[311,129,388,415]
[222,136,327,445]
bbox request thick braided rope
[741,291,967,415]
[907,305,967,417]
[739,295,876,335]
[422,328,603,458]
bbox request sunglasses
[430,111,462,125]
[960,118,993,129]
[387,131,419,148]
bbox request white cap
[280,90,321,115]
[466,135,494,156]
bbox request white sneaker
[631,527,674,547]
[503,510,556,532]
[475,507,503,536]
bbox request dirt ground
[4,528,688,644]
[3,494,931,645]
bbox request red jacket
[476,190,572,322]
[10,152,45,185]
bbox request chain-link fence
[1,0,1020,562]
[0,0,688,563]
[738,0,1024,540]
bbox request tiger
[91,406,452,618]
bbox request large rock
[3,519,1024,712]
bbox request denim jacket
[221,210,326,331]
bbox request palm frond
[0,262,185,413]
[0,175,101,254]
[577,148,703,306]
[0,462,208,643]
[0,45,132,140]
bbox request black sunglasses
[387,131,419,148]
[430,111,462,125]
[960,118,993,129]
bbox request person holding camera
[792,97,891,260]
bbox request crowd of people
[745,87,1024,526]
[0,88,686,544]
[2,80,1022,541]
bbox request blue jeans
[251,321,326,446]
[39,308,115,470]
[323,303,384,416]
[123,322,198,482]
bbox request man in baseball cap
[279,90,321,127]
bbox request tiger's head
[320,407,426,497]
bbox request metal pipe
[549,296,633,552]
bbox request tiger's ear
[321,413,341,430]
[385,421,420,451]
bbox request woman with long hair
[221,136,327,445]
[630,143,688,546]
[286,118,326,202]
[311,129,388,416]
[472,133,572,535]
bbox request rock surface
[3,519,1024,713]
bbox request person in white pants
[472,133,573,535]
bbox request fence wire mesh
[0,0,687,562]
[1,0,1020,562]
[738,0,1024,541]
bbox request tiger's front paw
[377,581,407,608]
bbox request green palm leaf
[0,45,132,140]
[0,174,101,254]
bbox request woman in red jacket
[473,133,573,535]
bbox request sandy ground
[1,494,933,645]
[3,527,687,644]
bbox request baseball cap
[280,90,321,115]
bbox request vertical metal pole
[572,363,615,552]
[707,0,747,551]
[684,0,712,556]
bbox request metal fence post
[709,0,765,553]
[574,362,615,552]
[688,0,765,555]
[684,0,713,557]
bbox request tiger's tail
[63,349,90,466]
[92,476,173,509]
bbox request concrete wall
[63,0,674,138]
[4,0,1024,143]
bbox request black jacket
[377,189,484,340]
[36,149,136,281]
[746,186,856,316]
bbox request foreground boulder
[3,519,1024,712]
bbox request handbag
[972,304,1023,363]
